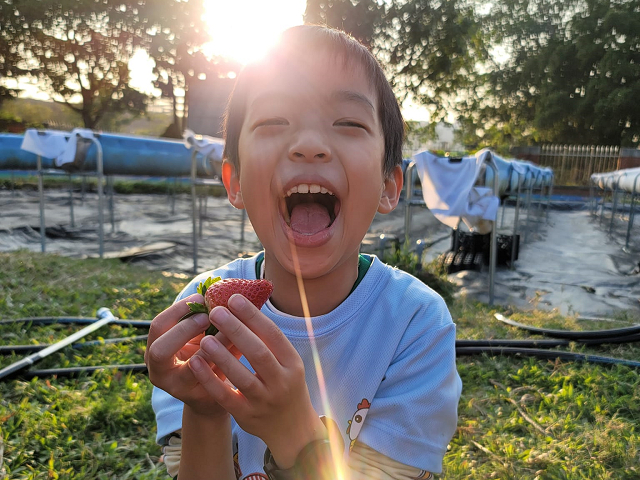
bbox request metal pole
[609,180,620,235]
[600,180,608,225]
[0,308,116,381]
[625,174,640,250]
[500,195,507,228]
[190,150,198,274]
[487,156,499,306]
[404,162,416,245]
[37,155,45,253]
[93,137,105,258]
[108,175,115,233]
[68,174,75,228]
[536,179,545,219]
[546,174,554,224]
[511,175,522,271]
[524,173,534,244]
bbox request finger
[227,294,298,365]
[188,355,249,415]
[209,305,282,380]
[198,335,263,396]
[146,311,210,366]
[148,293,205,347]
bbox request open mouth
[283,184,340,235]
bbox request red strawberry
[179,276,273,336]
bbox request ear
[377,164,404,214]
[222,160,244,209]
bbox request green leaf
[187,302,208,314]
[178,301,208,321]
[196,276,222,296]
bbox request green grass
[1,250,639,479]
[0,174,227,197]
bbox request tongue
[290,203,331,235]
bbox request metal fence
[538,144,619,185]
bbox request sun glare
[202,0,306,64]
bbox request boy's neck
[263,251,360,317]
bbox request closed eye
[334,120,368,130]
[254,117,289,129]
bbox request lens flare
[287,239,346,480]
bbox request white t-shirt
[152,253,462,477]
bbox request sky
[14,0,431,122]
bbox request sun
[202,0,306,64]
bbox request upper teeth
[285,184,334,197]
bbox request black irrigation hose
[0,335,149,355]
[2,314,640,380]
[0,316,152,328]
[456,347,640,369]
[494,313,640,340]
[457,333,640,348]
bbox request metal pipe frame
[36,134,105,258]
[591,169,640,252]
[190,150,199,274]
[523,171,535,244]
[402,154,500,305]
[589,177,597,216]
[486,156,499,305]
[510,171,523,271]
[545,173,554,224]
[624,173,640,251]
[609,177,621,235]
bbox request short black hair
[222,24,405,178]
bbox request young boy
[145,25,462,480]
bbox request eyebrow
[249,90,376,112]
[331,90,375,111]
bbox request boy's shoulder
[368,258,452,330]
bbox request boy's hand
[145,293,242,418]
[189,293,327,468]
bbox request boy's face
[224,51,402,279]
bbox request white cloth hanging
[413,149,499,234]
[21,128,95,167]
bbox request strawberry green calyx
[197,276,222,296]
[178,276,222,332]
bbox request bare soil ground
[1,188,638,316]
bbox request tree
[0,1,30,107]
[304,0,385,49]
[475,0,640,147]
[4,0,161,129]
[1,0,209,130]
[143,0,241,137]
[305,0,488,123]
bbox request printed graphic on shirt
[242,474,268,480]
[233,451,242,479]
[346,398,371,450]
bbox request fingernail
[190,355,204,372]
[210,306,229,325]
[193,314,210,329]
[202,336,219,354]
[228,294,246,310]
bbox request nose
[288,129,331,163]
